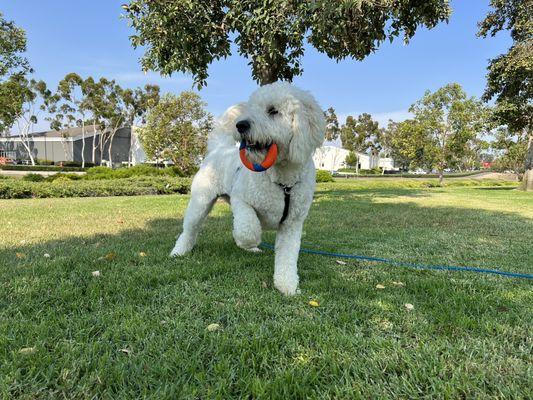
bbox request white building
[313,145,396,172]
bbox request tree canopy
[383,83,488,182]
[0,11,31,79]
[0,12,32,134]
[139,92,213,174]
[123,0,451,87]
[478,0,532,190]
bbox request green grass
[1,179,531,399]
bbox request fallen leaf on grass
[335,260,347,265]
[19,347,36,354]
[43,253,51,258]
[207,323,221,332]
[261,281,268,288]
[404,303,414,311]
[116,219,124,224]
[15,252,26,259]
[92,270,101,277]
[375,284,386,290]
[120,348,132,355]
[392,281,405,287]
[139,252,147,257]
[103,252,117,261]
[308,300,320,307]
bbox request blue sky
[3,0,510,129]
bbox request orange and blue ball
[239,140,278,172]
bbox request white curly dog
[171,82,325,295]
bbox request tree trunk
[81,120,86,168]
[438,170,444,186]
[522,133,533,191]
[108,131,115,168]
[20,139,35,166]
[355,154,359,175]
[92,123,98,164]
[258,67,278,86]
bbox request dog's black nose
[236,120,251,134]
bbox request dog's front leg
[273,220,304,296]
[231,198,262,252]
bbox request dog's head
[227,82,325,165]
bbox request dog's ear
[217,103,246,132]
[208,103,246,151]
[289,94,326,164]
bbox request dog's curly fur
[171,82,325,295]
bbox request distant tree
[491,126,528,177]
[324,107,340,142]
[340,113,380,174]
[46,73,86,165]
[121,84,160,127]
[0,12,32,135]
[383,119,435,172]
[99,82,127,167]
[121,84,160,164]
[345,151,358,168]
[0,75,27,136]
[82,77,116,164]
[408,83,487,184]
[139,92,213,175]
[478,0,532,190]
[10,79,51,165]
[123,1,451,87]
[460,136,490,171]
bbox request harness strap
[278,184,293,225]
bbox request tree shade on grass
[1,180,531,398]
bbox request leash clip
[281,185,292,195]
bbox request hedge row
[0,164,86,172]
[84,165,192,179]
[333,171,484,179]
[0,176,191,199]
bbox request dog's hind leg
[231,198,262,252]
[170,174,218,257]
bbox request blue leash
[259,243,533,280]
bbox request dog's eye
[267,106,278,116]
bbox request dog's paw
[274,275,299,296]
[170,235,193,257]
[245,247,262,253]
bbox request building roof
[28,125,100,138]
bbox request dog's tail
[207,103,244,153]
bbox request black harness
[278,183,294,225]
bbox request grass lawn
[1,178,532,399]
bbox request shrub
[35,159,55,165]
[316,170,334,182]
[22,173,46,182]
[0,176,191,199]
